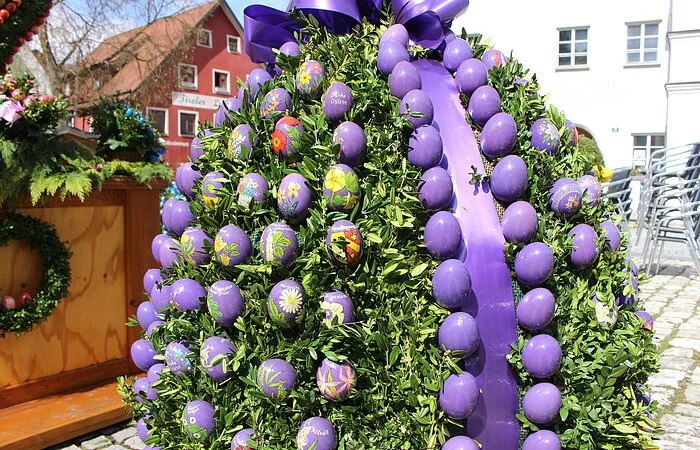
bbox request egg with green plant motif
[323,164,360,211]
[227,124,256,160]
[260,222,299,267]
[268,279,305,327]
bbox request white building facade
[454,0,700,170]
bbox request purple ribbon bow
[391,0,469,49]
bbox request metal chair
[602,167,634,234]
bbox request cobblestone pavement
[48,421,144,450]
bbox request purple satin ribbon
[391,0,469,48]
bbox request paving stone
[684,383,700,403]
[663,347,695,358]
[103,446,127,450]
[672,403,700,417]
[111,427,136,444]
[648,368,688,389]
[669,338,700,351]
[58,446,81,450]
[123,436,145,450]
[81,436,112,450]
[659,356,695,372]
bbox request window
[227,35,241,54]
[627,22,659,64]
[558,27,588,68]
[633,134,666,167]
[197,29,212,48]
[213,70,230,95]
[178,64,198,90]
[179,111,198,137]
[146,107,168,135]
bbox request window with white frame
[179,111,198,137]
[558,27,588,68]
[627,22,659,64]
[146,107,168,135]
[227,35,241,54]
[633,134,666,167]
[213,70,230,95]
[178,64,198,90]
[197,29,212,48]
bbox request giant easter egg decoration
[237,172,269,207]
[297,417,337,450]
[444,38,473,72]
[522,382,562,424]
[399,89,434,128]
[377,40,410,75]
[278,173,313,220]
[455,59,488,96]
[408,125,443,169]
[200,336,236,381]
[481,112,517,159]
[418,167,453,210]
[468,85,501,126]
[424,211,462,259]
[439,372,480,419]
[175,162,201,199]
[296,60,326,95]
[180,227,212,267]
[321,290,355,326]
[438,312,480,358]
[600,220,621,251]
[316,358,357,401]
[231,428,254,450]
[501,201,538,244]
[171,278,206,311]
[549,178,582,217]
[442,436,480,450]
[165,341,193,375]
[490,155,529,203]
[323,82,353,121]
[260,88,292,119]
[577,175,601,206]
[333,121,367,167]
[131,339,158,371]
[515,242,555,286]
[523,430,562,450]
[202,171,227,209]
[517,288,556,331]
[390,61,422,99]
[268,279,305,327]
[207,280,244,327]
[432,259,472,310]
[169,200,195,236]
[568,224,599,268]
[482,49,508,70]
[182,400,216,442]
[228,124,256,160]
[214,225,252,267]
[272,116,305,157]
[522,334,562,378]
[261,222,299,267]
[530,119,561,155]
[326,220,363,265]
[257,358,296,399]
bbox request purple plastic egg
[150,284,171,312]
[408,125,443,169]
[228,124,256,160]
[278,173,313,220]
[246,68,272,98]
[297,417,337,450]
[147,363,164,384]
[231,428,254,450]
[136,417,150,442]
[189,129,214,161]
[272,116,304,157]
[522,382,562,424]
[442,436,480,450]
[424,211,462,259]
[444,38,473,72]
[323,164,361,212]
[523,430,561,450]
[175,162,201,199]
[501,201,538,244]
[323,82,353,121]
[549,178,582,217]
[260,88,291,119]
[316,358,357,401]
[381,24,409,47]
[432,259,472,310]
[333,121,367,167]
[268,279,305,327]
[182,400,216,442]
[134,377,156,403]
[439,372,480,419]
[438,312,479,357]
[207,280,245,327]
[522,334,562,378]
[455,58,488,96]
[151,234,168,264]
[161,197,177,231]
[636,311,654,330]
[515,242,554,286]
[180,227,212,266]
[258,358,296,399]
[261,222,299,267]
[321,290,355,326]
[530,119,561,155]
[143,268,162,294]
[137,301,159,330]
[215,225,252,267]
[296,60,326,95]
[419,167,453,210]
[378,40,410,76]
[399,89,434,128]
[165,341,192,375]
[237,172,269,207]
[482,49,508,71]
[146,320,163,337]
[468,85,501,126]
[171,278,206,311]
[390,61,422,99]
[481,112,517,159]
[600,220,621,251]
[201,336,236,381]
[565,119,579,147]
[202,171,227,209]
[490,155,528,203]
[158,237,179,269]
[169,200,195,236]
[577,175,601,206]
[568,224,599,268]
[326,220,363,266]
[276,41,301,74]
[517,288,555,331]
[131,339,157,371]
[214,97,241,126]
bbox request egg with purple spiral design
[523,430,561,450]
[228,124,256,160]
[180,227,212,267]
[480,112,517,159]
[399,89,434,128]
[326,220,363,266]
[237,172,269,208]
[130,339,158,371]
[272,116,305,157]
[137,301,158,330]
[214,225,252,267]
[200,336,236,381]
[278,173,313,220]
[169,200,195,236]
[133,377,156,403]
[438,312,479,358]
[182,400,216,442]
[515,242,554,286]
[444,38,473,72]
[377,40,410,75]
[432,259,472,310]
[323,82,353,121]
[296,60,326,95]
[316,358,357,401]
[333,121,366,168]
[297,417,337,450]
[257,358,296,399]
[442,436,479,450]
[158,236,179,269]
[490,155,528,203]
[568,224,599,268]
[150,284,171,312]
[530,119,561,155]
[171,278,206,311]
[408,125,443,169]
[390,61,421,99]
[268,279,305,327]
[323,164,361,212]
[189,129,214,161]
[214,97,241,126]
[261,222,299,267]
[565,119,579,146]
[522,334,562,378]
[231,428,254,450]
[207,280,244,327]
[600,220,621,251]
[321,290,355,326]
[151,234,168,264]
[381,24,409,47]
[439,372,480,419]
[482,49,508,70]
[424,211,461,260]
[517,287,555,331]
[455,59,488,96]
[468,85,501,126]
[202,171,227,209]
[418,167,453,210]
[501,201,538,244]
[577,175,601,206]
[260,88,291,120]
[523,382,562,424]
[165,341,193,375]
[143,268,161,294]
[549,178,582,217]
[175,162,201,199]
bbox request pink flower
[1,100,24,124]
[39,94,55,103]
[10,89,25,101]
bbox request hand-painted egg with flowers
[260,88,292,119]
[202,171,227,209]
[272,116,304,157]
[231,428,254,450]
[278,173,312,221]
[268,279,305,328]
[323,164,361,211]
[257,358,296,399]
[296,417,337,450]
[260,222,299,267]
[227,124,256,160]
[316,358,357,402]
[237,172,269,208]
[200,336,236,381]
[530,118,561,155]
[182,400,216,442]
[180,227,212,267]
[165,341,193,375]
[296,60,326,95]
[321,290,355,326]
[549,178,582,217]
[214,225,252,267]
[326,220,363,266]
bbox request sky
[227,0,289,25]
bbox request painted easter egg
[419,167,453,210]
[390,61,422,99]
[517,287,555,331]
[333,121,367,168]
[501,201,538,244]
[296,60,326,95]
[137,301,159,330]
[321,290,355,326]
[455,58,488,96]
[189,129,214,161]
[424,211,462,259]
[175,162,201,199]
[143,268,162,294]
[432,259,472,310]
[2,296,16,310]
[316,358,357,401]
[244,68,272,98]
[481,112,517,159]
[408,125,443,169]
[323,164,361,212]
[207,280,244,327]
[279,173,313,220]
[272,116,305,157]
[490,155,529,203]
[276,41,301,74]
[228,124,256,160]
[182,400,216,442]
[636,311,654,330]
[565,119,579,146]
[134,377,156,403]
[169,200,195,236]
[215,225,252,267]
[530,119,561,155]
[152,234,168,264]
[260,222,299,267]
[381,24,409,47]
[297,417,337,450]
[515,242,554,286]
[180,227,212,266]
[522,334,562,378]
[260,88,292,119]
[522,382,562,424]
[200,336,236,381]
[202,171,227,209]
[147,363,164,384]
[442,436,479,450]
[438,312,480,358]
[600,220,621,251]
[268,279,305,327]
[171,278,206,311]
[231,428,254,450]
[165,341,193,375]
[399,89,434,128]
[549,178,582,217]
[237,172,269,207]
[377,40,410,75]
[439,372,480,419]
[146,320,164,337]
[257,358,296,399]
[568,224,599,268]
[17,292,32,308]
[326,220,363,266]
[468,85,501,126]
[323,82,353,121]
[158,237,179,269]
[214,97,241,126]
[592,295,619,326]
[136,418,150,442]
[523,430,561,450]
[161,197,177,231]
[131,339,157,371]
[577,175,601,206]
[150,284,171,313]
[482,49,508,71]
[444,38,473,72]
